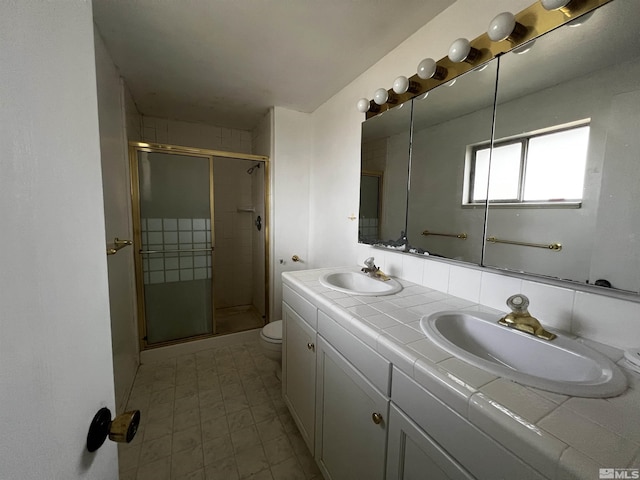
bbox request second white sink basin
[420,311,627,398]
[320,271,402,296]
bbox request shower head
[247,163,261,174]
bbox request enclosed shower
[129,143,268,349]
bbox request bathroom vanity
[282,267,640,480]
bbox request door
[1,1,118,477]
[282,302,317,452]
[130,147,215,348]
[386,404,475,480]
[315,337,388,480]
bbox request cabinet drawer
[283,283,317,329]
[392,368,546,480]
[318,310,391,396]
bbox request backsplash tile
[479,272,522,311]
[573,292,640,349]
[521,280,574,332]
[355,245,640,350]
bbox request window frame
[466,121,590,208]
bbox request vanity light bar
[359,0,612,119]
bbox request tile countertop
[282,267,640,480]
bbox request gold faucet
[361,257,391,282]
[498,294,556,341]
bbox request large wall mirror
[360,101,412,246]
[407,59,497,263]
[358,0,640,295]
[485,0,640,293]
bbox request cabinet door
[316,337,388,480]
[282,301,317,452]
[387,404,475,480]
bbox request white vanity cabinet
[315,337,389,480]
[391,368,547,480]
[387,404,474,480]
[282,285,318,453]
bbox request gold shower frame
[129,141,271,351]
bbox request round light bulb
[392,76,409,95]
[373,88,389,105]
[417,58,437,79]
[448,38,472,63]
[540,0,571,11]
[356,98,370,113]
[488,12,516,42]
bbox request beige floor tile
[175,468,205,480]
[173,408,200,432]
[262,436,295,466]
[203,435,235,466]
[227,408,256,431]
[250,403,277,424]
[139,434,172,466]
[175,393,200,413]
[231,425,262,452]
[118,443,141,472]
[201,400,227,423]
[234,444,269,479]
[143,416,173,441]
[255,417,285,443]
[225,393,250,414]
[172,424,202,455]
[201,416,230,443]
[270,457,306,480]
[136,455,170,480]
[172,445,204,478]
[175,381,199,399]
[205,455,239,480]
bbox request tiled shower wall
[141,218,212,284]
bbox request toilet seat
[260,320,282,344]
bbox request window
[468,123,590,205]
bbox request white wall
[0,2,117,478]
[94,28,140,413]
[271,107,312,321]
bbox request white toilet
[259,320,283,378]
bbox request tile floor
[118,339,322,480]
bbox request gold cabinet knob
[307,342,315,351]
[292,255,300,262]
[371,412,383,425]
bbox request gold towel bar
[107,238,133,256]
[422,230,467,239]
[486,236,562,251]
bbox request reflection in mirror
[484,0,640,293]
[359,171,383,243]
[359,102,412,248]
[406,59,497,263]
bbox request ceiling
[92,0,454,131]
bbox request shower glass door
[132,148,214,346]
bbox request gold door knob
[292,255,300,262]
[307,342,315,351]
[371,412,383,425]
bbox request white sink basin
[420,311,627,398]
[319,271,402,296]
